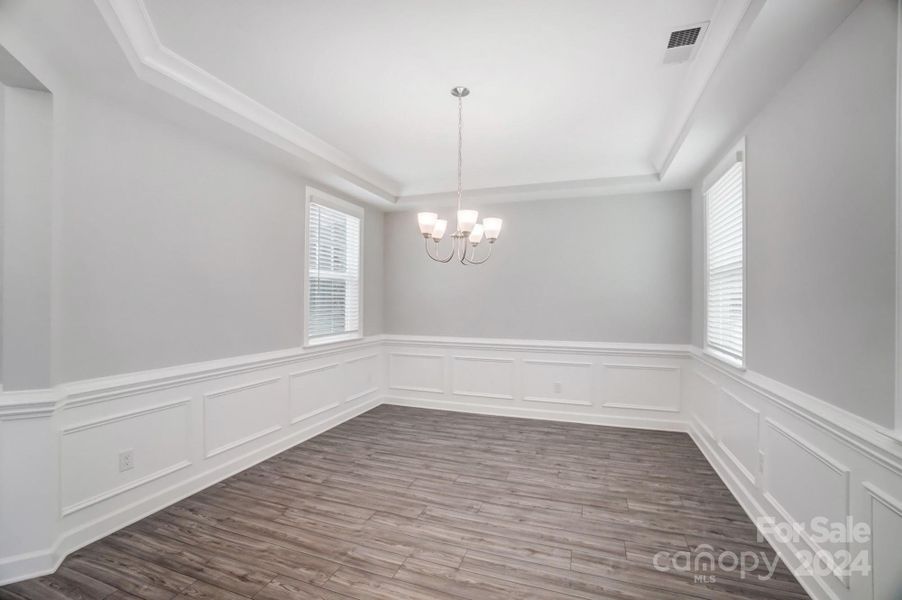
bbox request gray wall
[384,191,691,343]
[691,0,897,427]
[1,85,53,389]
[51,91,384,383]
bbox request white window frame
[702,138,747,370]
[303,187,364,347]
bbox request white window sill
[305,332,362,348]
[703,346,746,371]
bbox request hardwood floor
[0,405,810,600]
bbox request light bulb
[431,219,448,240]
[417,212,437,236]
[469,224,484,244]
[482,217,503,241]
[457,209,479,234]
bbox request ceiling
[143,0,723,197]
[86,0,860,208]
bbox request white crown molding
[91,0,757,209]
[394,174,672,210]
[92,0,401,207]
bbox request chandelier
[417,87,503,264]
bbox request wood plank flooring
[0,405,810,600]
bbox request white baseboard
[384,396,688,432]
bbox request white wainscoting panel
[344,354,380,403]
[717,389,760,485]
[60,398,191,515]
[686,347,902,600]
[4,333,902,600]
[691,370,719,440]
[289,363,341,423]
[451,356,515,400]
[522,359,592,406]
[203,377,284,458]
[0,337,384,586]
[601,363,681,412]
[763,418,851,585]
[382,336,690,430]
[388,352,444,393]
[864,484,902,600]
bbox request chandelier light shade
[417,212,437,235]
[418,87,503,265]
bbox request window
[704,146,745,367]
[305,189,363,345]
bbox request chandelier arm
[459,237,469,265]
[425,237,455,263]
[465,242,494,265]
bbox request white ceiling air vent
[663,21,709,64]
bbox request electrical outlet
[553,382,562,394]
[118,449,134,472]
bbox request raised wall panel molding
[450,356,515,400]
[522,396,592,406]
[288,363,341,425]
[763,419,851,588]
[91,0,399,206]
[61,460,191,517]
[523,359,593,406]
[344,354,380,403]
[600,363,681,412]
[687,421,832,600]
[863,482,902,599]
[60,398,192,516]
[716,389,760,486]
[388,352,445,394]
[5,333,902,599]
[0,338,386,586]
[203,377,284,459]
[691,370,718,440]
[61,397,190,435]
[345,353,381,364]
[345,388,379,403]
[691,348,902,477]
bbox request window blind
[705,159,744,362]
[308,201,360,340]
